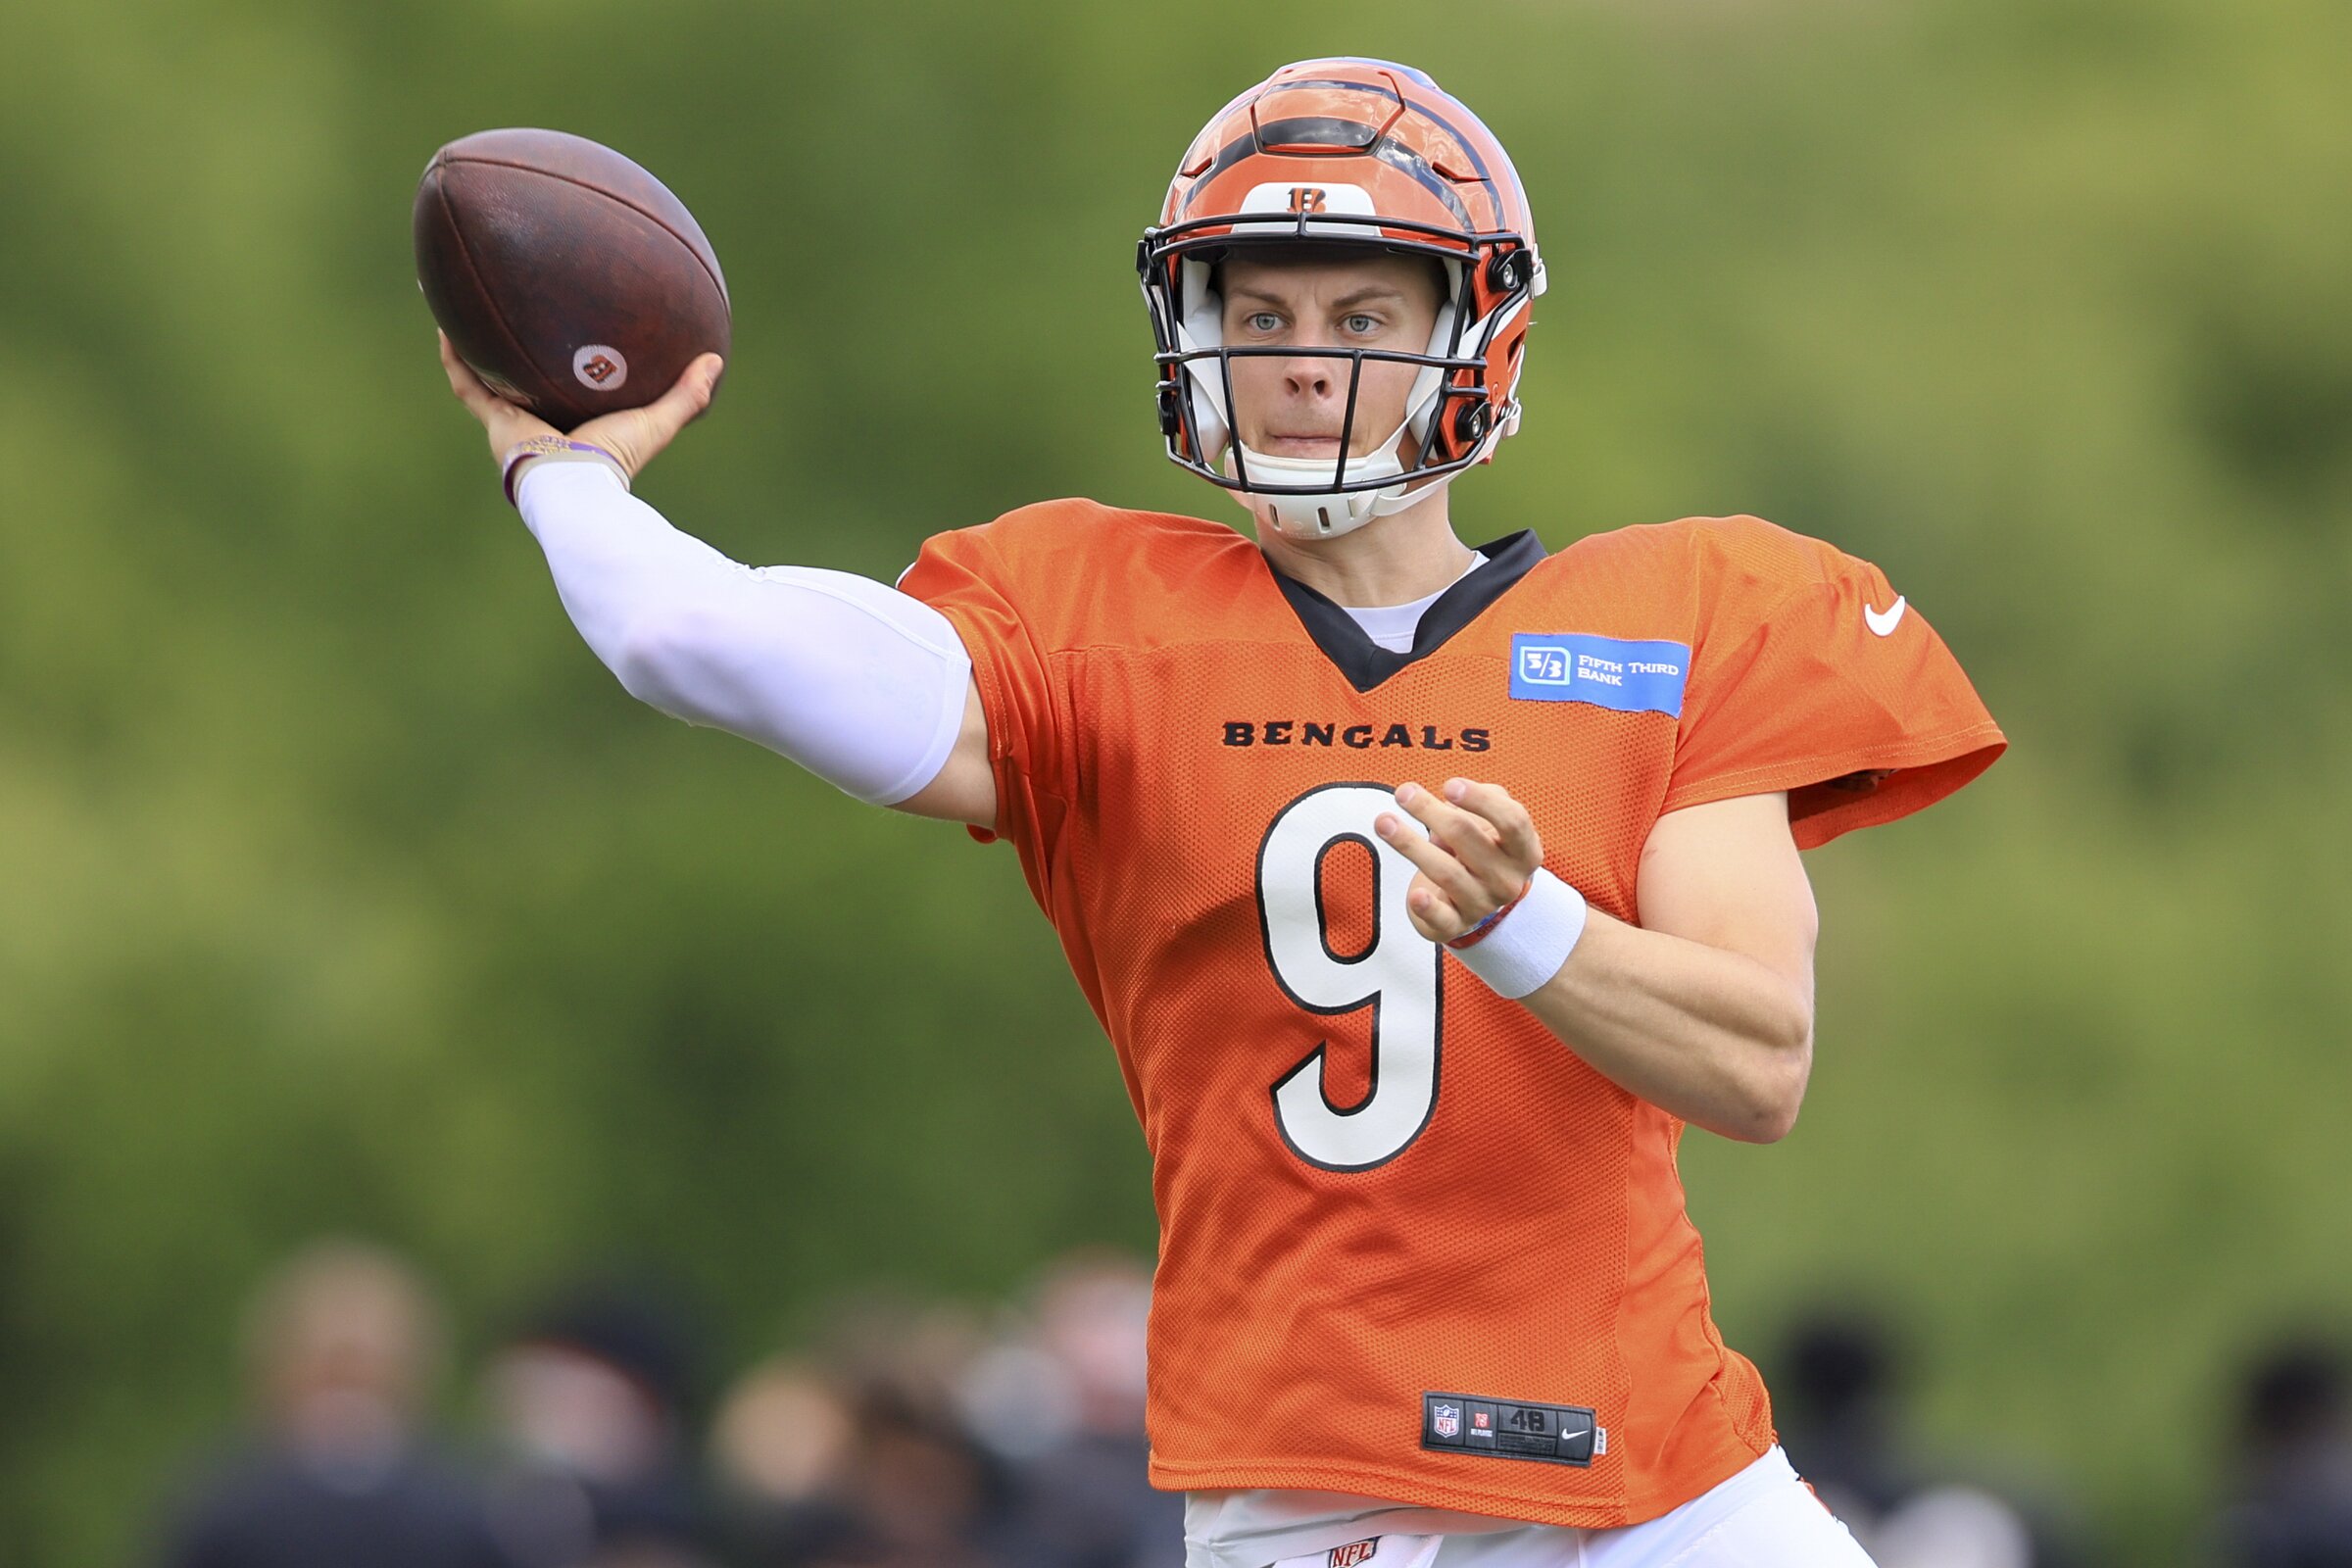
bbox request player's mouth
[1259,432,1348,459]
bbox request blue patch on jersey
[1508,634,1690,716]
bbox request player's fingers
[1374,809,1485,909]
[439,331,498,416]
[649,353,724,433]
[439,332,558,464]
[1443,778,1543,866]
[623,354,722,452]
[1404,874,1465,943]
[578,355,722,476]
[1393,784,1512,886]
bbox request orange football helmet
[1140,59,1544,538]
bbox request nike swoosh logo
[1865,596,1907,637]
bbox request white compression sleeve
[514,462,973,806]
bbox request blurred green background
[2,0,2348,1561]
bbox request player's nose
[1281,354,1338,399]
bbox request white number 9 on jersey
[1256,783,1444,1171]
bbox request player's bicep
[894,677,997,827]
[1635,791,1818,1003]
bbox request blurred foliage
[1,0,2348,1562]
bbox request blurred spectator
[482,1275,717,1568]
[961,1251,1182,1568]
[708,1357,868,1564]
[2210,1337,2352,1567]
[712,1259,1183,1568]
[151,1238,506,1568]
[835,1379,1024,1567]
[1772,1307,1919,1524]
[814,1292,1033,1566]
[1772,1306,2086,1568]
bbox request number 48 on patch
[1422,1390,1604,1466]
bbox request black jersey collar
[1267,530,1548,694]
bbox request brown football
[415,128,730,430]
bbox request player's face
[1218,252,1444,468]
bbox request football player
[438,58,2003,1568]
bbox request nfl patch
[1328,1543,1378,1568]
[1421,1388,1602,1468]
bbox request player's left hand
[1375,778,1545,944]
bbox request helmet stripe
[1263,78,1515,231]
[1185,119,1475,228]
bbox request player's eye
[1245,311,1283,334]
[1343,313,1380,335]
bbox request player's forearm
[514,461,971,805]
[515,462,739,675]
[1514,910,1814,1144]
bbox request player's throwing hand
[437,330,722,483]
[1376,778,1545,945]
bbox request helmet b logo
[1288,185,1327,215]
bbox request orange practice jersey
[900,503,2003,1527]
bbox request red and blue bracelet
[1445,876,1535,951]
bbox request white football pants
[1250,1449,1877,1568]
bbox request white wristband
[1448,867,1588,1000]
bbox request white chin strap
[1224,425,1443,539]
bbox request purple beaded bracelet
[501,436,630,509]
